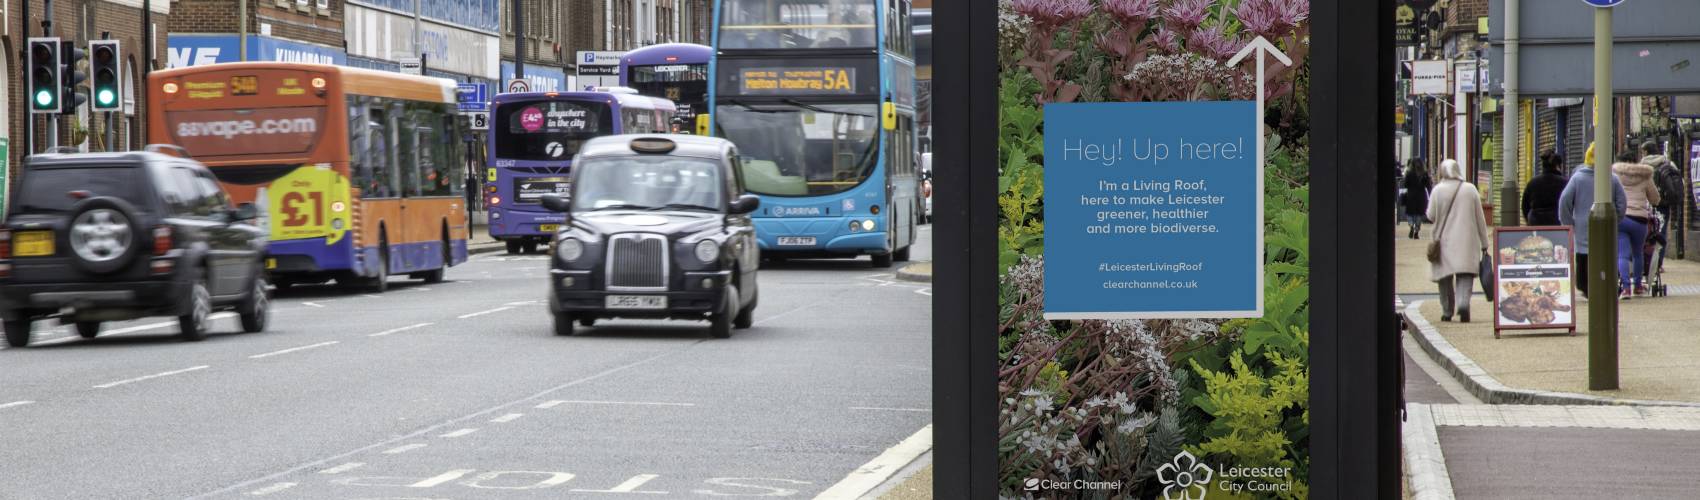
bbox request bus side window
[350,98,371,194]
[367,102,397,198]
[443,113,466,197]
[398,100,422,197]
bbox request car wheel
[76,321,102,339]
[734,294,756,330]
[506,241,523,254]
[871,252,894,268]
[5,319,32,347]
[710,284,736,339]
[578,317,596,327]
[179,279,211,341]
[239,276,270,333]
[553,312,576,336]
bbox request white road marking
[490,413,525,423]
[318,462,365,475]
[410,469,475,488]
[368,322,434,337]
[383,443,427,454]
[245,482,295,496]
[536,400,695,408]
[849,407,931,412]
[914,288,932,296]
[503,300,540,306]
[187,346,699,499]
[302,302,326,308]
[457,306,513,319]
[0,401,35,410]
[814,425,932,500]
[361,294,381,299]
[439,428,479,438]
[94,365,210,389]
[248,341,340,359]
[571,474,667,494]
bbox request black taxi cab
[540,135,761,338]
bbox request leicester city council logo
[1156,451,1214,500]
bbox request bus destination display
[739,67,856,95]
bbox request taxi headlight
[694,240,720,263]
[557,237,584,262]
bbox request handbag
[1479,253,1495,301]
[1426,186,1463,264]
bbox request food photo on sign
[1491,228,1577,336]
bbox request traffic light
[27,38,61,114]
[60,40,89,113]
[90,41,122,112]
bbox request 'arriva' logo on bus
[177,118,318,139]
[772,206,823,217]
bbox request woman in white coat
[1427,159,1492,322]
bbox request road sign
[456,83,487,112]
[1582,0,1624,6]
[467,111,489,130]
[399,57,422,75]
[506,79,530,93]
[1486,0,1700,96]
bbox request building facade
[6,0,174,171]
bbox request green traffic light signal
[98,88,116,106]
[90,41,122,112]
[28,39,60,113]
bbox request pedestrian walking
[1614,151,1661,299]
[1640,141,1683,287]
[1521,150,1568,226]
[1403,161,1434,239]
[1558,143,1628,299]
[1427,159,1491,322]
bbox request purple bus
[619,43,710,133]
[484,89,677,254]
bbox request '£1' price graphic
[280,191,325,227]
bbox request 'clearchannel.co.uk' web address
[1102,280,1199,289]
[176,118,317,139]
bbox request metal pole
[414,0,422,61]
[144,0,152,146]
[44,0,57,152]
[21,0,32,156]
[1501,0,1519,227]
[513,0,526,79]
[1589,5,1619,391]
[239,0,248,61]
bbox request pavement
[1396,218,1700,499]
[1399,222,1700,403]
[0,227,935,499]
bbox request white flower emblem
[1156,450,1214,500]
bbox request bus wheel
[522,241,539,254]
[422,237,448,283]
[506,241,523,254]
[871,252,894,268]
[894,245,912,262]
[369,248,390,293]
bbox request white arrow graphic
[1227,36,1290,318]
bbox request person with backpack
[1640,141,1683,293]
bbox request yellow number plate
[538,224,559,232]
[266,258,278,269]
[14,231,54,257]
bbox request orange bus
[147,62,470,292]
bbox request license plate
[606,295,666,309]
[14,231,54,257]
[266,258,277,269]
[538,224,559,232]
[777,236,816,246]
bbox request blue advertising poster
[1041,101,1263,319]
[498,61,566,92]
[167,35,346,68]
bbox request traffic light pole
[42,2,57,152]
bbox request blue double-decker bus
[707,0,922,267]
[485,89,677,254]
[620,43,711,132]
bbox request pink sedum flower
[1163,0,1212,34]
[1188,24,1241,61]
[1102,0,1159,25]
[1011,0,1092,31]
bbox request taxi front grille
[606,234,667,290]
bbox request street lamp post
[1588,2,1619,391]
